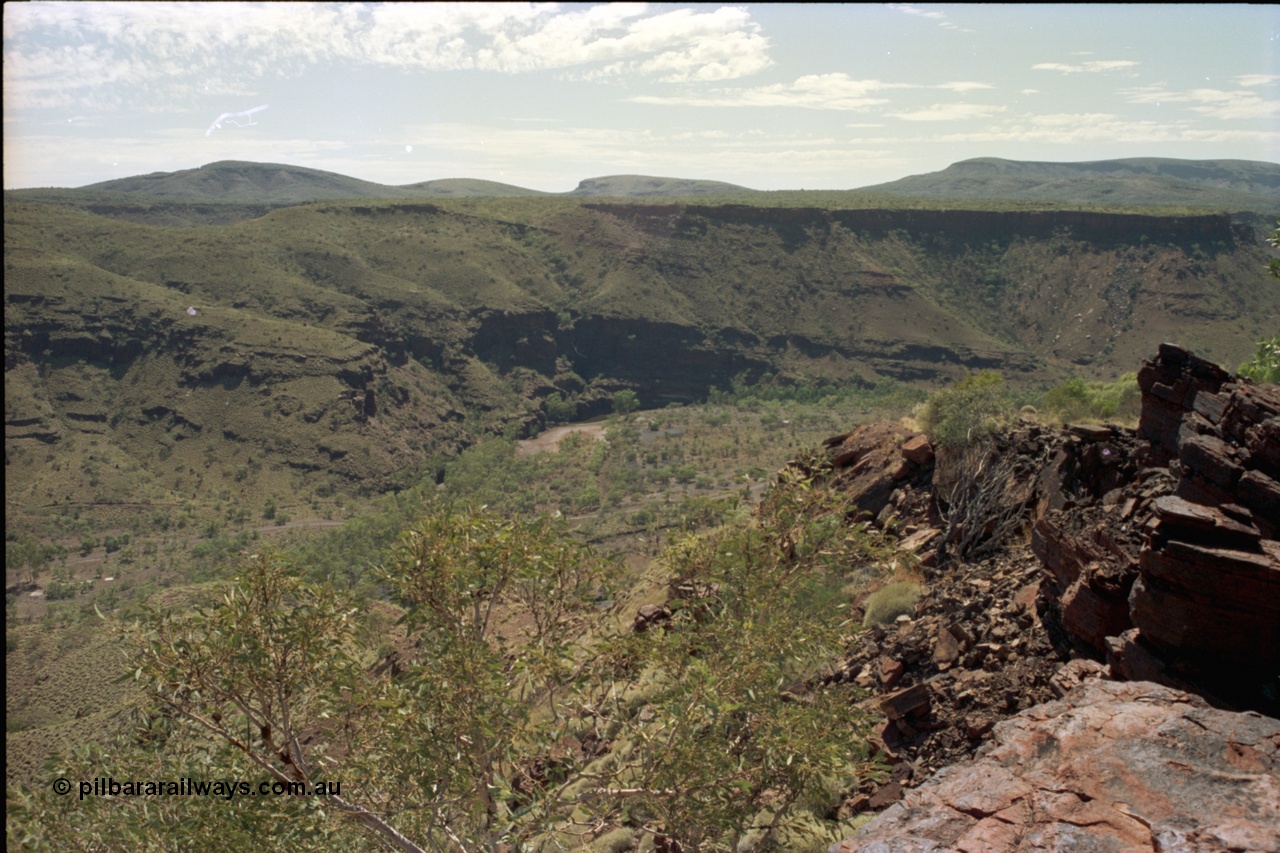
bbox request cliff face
[588,202,1244,246]
[5,198,1277,525]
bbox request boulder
[830,680,1280,853]
[819,423,935,522]
[901,434,934,466]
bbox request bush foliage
[861,582,923,628]
[1238,336,1280,384]
[1042,374,1141,423]
[11,481,891,852]
[919,371,1014,449]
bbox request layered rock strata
[816,344,1277,841]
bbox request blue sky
[4,2,1278,191]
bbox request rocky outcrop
[831,680,1280,853]
[820,423,935,524]
[1124,345,1280,704]
[1021,344,1280,712]
[819,345,1277,843]
[585,203,1244,248]
[834,546,1064,802]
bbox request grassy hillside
[567,174,756,197]
[401,178,550,197]
[862,157,1280,212]
[6,196,1275,550]
[10,157,1275,213]
[5,185,1277,817]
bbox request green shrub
[1043,373,1140,422]
[1239,336,1279,384]
[544,391,577,423]
[862,581,923,627]
[919,371,1013,448]
[611,388,639,416]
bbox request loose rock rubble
[810,344,1279,840]
[831,546,1065,807]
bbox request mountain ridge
[860,156,1280,210]
[7,156,1277,211]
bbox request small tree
[1238,219,1279,383]
[1268,216,1280,281]
[919,370,1013,449]
[936,437,1044,562]
[1238,335,1280,384]
[544,392,577,424]
[612,389,639,416]
[584,465,889,849]
[17,492,886,851]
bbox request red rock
[1179,433,1243,489]
[878,683,931,720]
[1057,574,1131,653]
[1237,469,1280,532]
[1012,582,1039,615]
[933,627,961,669]
[1151,495,1260,546]
[1131,541,1280,669]
[822,422,923,520]
[896,527,940,554]
[866,781,903,810]
[900,434,934,465]
[1048,658,1108,698]
[830,681,1280,853]
[840,794,871,817]
[964,716,994,739]
[876,657,905,689]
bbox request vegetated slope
[10,162,746,206]
[567,174,757,197]
[400,178,550,197]
[5,197,1276,539]
[862,156,1280,212]
[75,161,434,202]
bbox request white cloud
[1235,74,1279,87]
[889,104,1007,122]
[888,4,969,31]
[889,4,945,20]
[631,73,903,110]
[838,110,1279,150]
[1123,85,1280,120]
[391,121,908,189]
[926,112,1280,146]
[1032,60,1140,74]
[3,2,773,111]
[937,81,994,93]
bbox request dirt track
[515,423,607,457]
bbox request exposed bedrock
[831,680,1280,853]
[584,203,1244,248]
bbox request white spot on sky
[405,145,412,153]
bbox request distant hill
[79,161,429,202]
[10,157,1278,212]
[860,157,1280,211]
[26,162,749,204]
[401,178,549,198]
[568,175,756,198]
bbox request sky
[3,2,1278,192]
